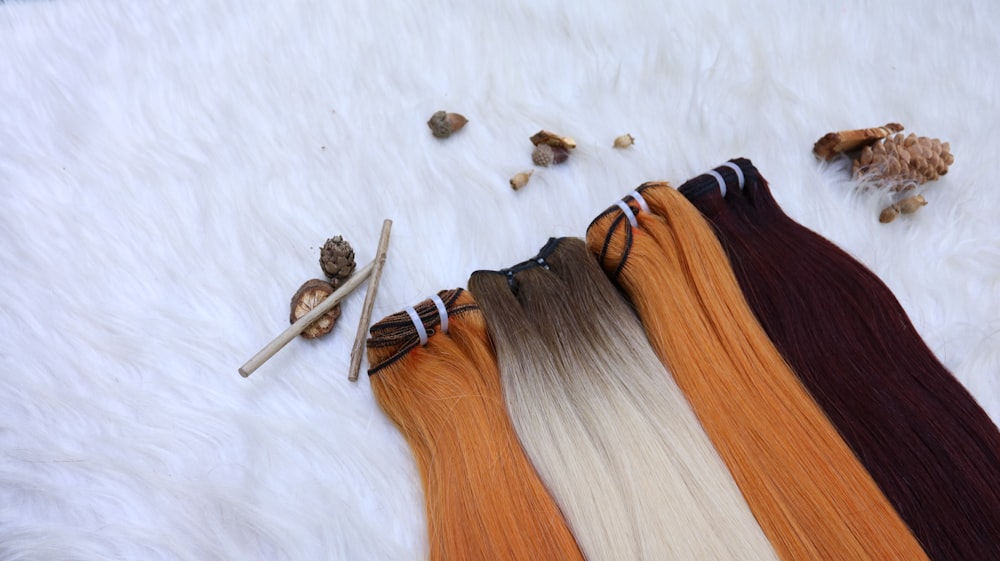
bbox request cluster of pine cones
[813,123,954,223]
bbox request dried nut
[813,123,904,160]
[510,170,533,191]
[290,279,340,339]
[897,194,927,215]
[613,133,635,149]
[319,236,356,285]
[530,130,576,150]
[879,204,900,224]
[427,110,468,138]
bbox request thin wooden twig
[239,260,374,378]
[348,219,392,382]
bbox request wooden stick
[348,219,393,382]
[239,260,374,378]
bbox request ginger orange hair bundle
[586,186,931,561]
[366,289,585,561]
[469,238,780,561]
[679,158,1000,560]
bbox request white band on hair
[430,294,448,334]
[721,162,745,190]
[404,306,428,346]
[629,190,650,214]
[706,169,727,197]
[616,200,638,229]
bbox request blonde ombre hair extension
[586,185,931,561]
[366,289,585,561]
[469,238,780,561]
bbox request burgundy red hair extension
[679,159,1000,561]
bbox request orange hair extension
[586,186,931,561]
[366,289,585,561]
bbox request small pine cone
[319,236,356,284]
[853,133,953,188]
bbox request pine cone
[852,133,954,191]
[319,236,356,284]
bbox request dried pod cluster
[427,110,468,138]
[528,129,575,170]
[813,123,954,224]
[853,133,954,190]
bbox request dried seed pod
[879,204,900,224]
[427,110,468,138]
[532,144,569,167]
[290,279,341,339]
[613,133,635,149]
[510,170,533,191]
[530,129,577,150]
[813,123,904,160]
[319,236,356,284]
[532,144,554,167]
[897,194,927,215]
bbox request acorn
[510,170,533,191]
[427,110,468,138]
[290,279,341,339]
[613,133,635,149]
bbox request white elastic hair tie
[404,306,428,346]
[721,162,745,190]
[616,200,638,229]
[706,169,727,197]
[430,294,448,334]
[629,190,650,214]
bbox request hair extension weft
[678,159,1000,561]
[367,289,586,561]
[587,187,932,561]
[469,238,780,561]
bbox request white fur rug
[2,1,998,558]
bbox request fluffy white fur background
[2,0,998,559]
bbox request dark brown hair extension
[366,289,586,561]
[679,159,1000,560]
[469,238,780,561]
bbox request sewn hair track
[586,186,932,561]
[469,237,780,561]
[680,158,1000,561]
[366,289,585,561]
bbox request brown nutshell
[290,279,341,339]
